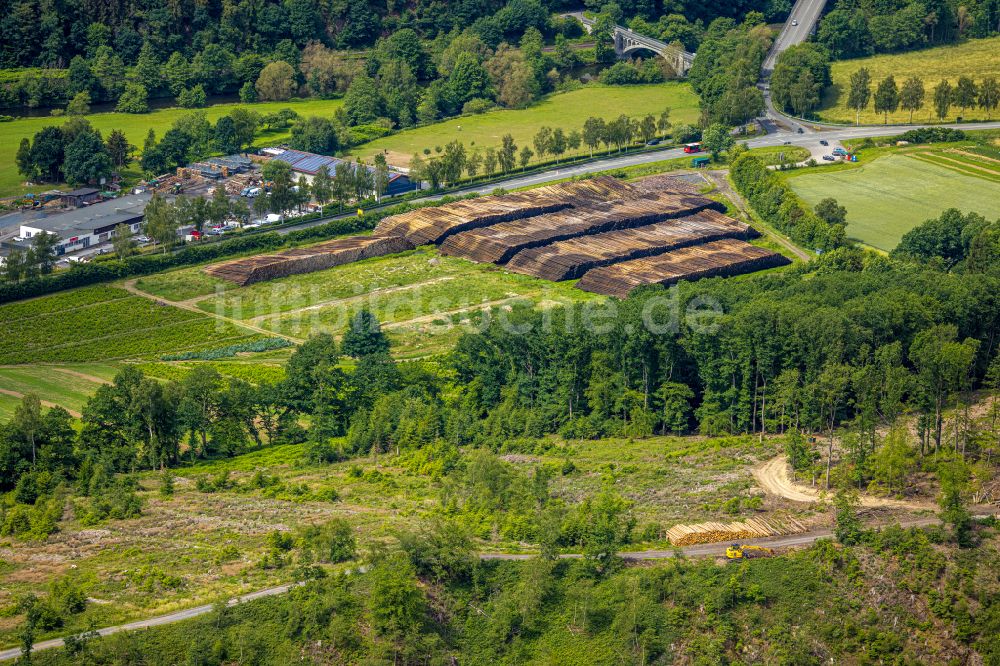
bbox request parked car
[135,235,151,244]
[646,138,661,146]
[822,155,835,161]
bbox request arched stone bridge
[567,12,695,76]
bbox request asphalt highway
[762,0,829,75]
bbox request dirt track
[753,455,934,510]
[0,388,81,418]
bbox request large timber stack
[575,239,791,298]
[506,209,757,281]
[201,173,793,293]
[373,176,637,246]
[437,192,725,265]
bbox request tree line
[847,68,1000,124]
[817,0,999,60]
[407,108,683,188]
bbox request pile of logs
[203,235,413,286]
[506,209,756,281]
[575,239,791,298]
[373,176,637,246]
[438,192,725,265]
[665,515,808,546]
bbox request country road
[0,583,303,662]
[0,515,954,661]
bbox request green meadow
[787,151,1000,250]
[346,83,699,168]
[819,36,1000,125]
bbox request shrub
[302,519,356,563]
[77,477,143,525]
[462,98,494,114]
[0,497,61,539]
[899,127,965,144]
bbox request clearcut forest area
[3,0,1000,664]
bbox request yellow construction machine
[725,544,774,560]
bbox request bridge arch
[571,13,695,77]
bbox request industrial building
[261,148,414,197]
[15,193,151,255]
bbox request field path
[753,455,933,509]
[245,276,459,324]
[382,296,525,330]
[0,388,82,418]
[121,279,304,344]
[917,152,1000,178]
[701,171,811,262]
[51,368,110,385]
[952,148,1000,165]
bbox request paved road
[762,0,828,76]
[0,583,302,662]
[237,116,1000,244]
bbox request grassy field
[0,97,345,197]
[346,83,699,168]
[787,150,1000,250]
[0,432,807,649]
[135,246,602,359]
[819,36,1000,125]
[0,365,112,415]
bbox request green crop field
[346,83,699,168]
[818,36,1000,125]
[0,97,345,197]
[787,152,1000,251]
[0,285,262,364]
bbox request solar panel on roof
[292,154,337,173]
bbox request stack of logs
[373,176,637,246]
[203,235,414,286]
[506,209,757,281]
[665,515,808,546]
[576,239,791,298]
[437,192,725,265]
